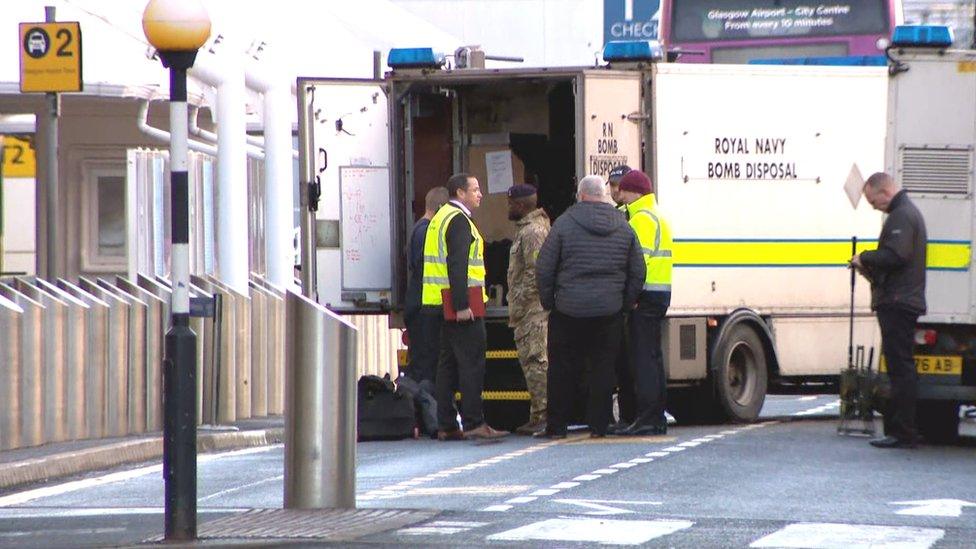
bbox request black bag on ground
[396,375,439,437]
[357,374,416,441]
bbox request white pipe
[189,106,265,160]
[137,100,217,156]
[213,59,250,294]
[261,82,296,290]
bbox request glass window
[96,174,126,256]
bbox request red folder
[441,287,486,320]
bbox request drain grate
[158,508,436,541]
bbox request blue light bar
[891,25,953,48]
[603,40,664,63]
[388,47,444,69]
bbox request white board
[339,166,392,291]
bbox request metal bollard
[118,277,165,432]
[0,293,23,450]
[248,280,269,417]
[15,278,69,443]
[284,290,358,509]
[79,278,130,436]
[205,275,251,421]
[36,279,89,440]
[99,279,148,434]
[57,279,109,439]
[0,282,44,447]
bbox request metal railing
[0,273,286,451]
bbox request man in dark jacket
[851,172,927,449]
[535,175,646,438]
[405,186,449,384]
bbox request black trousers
[614,314,636,425]
[878,306,919,441]
[629,301,669,426]
[406,310,442,384]
[435,318,487,431]
[547,311,623,435]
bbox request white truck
[880,29,976,441]
[297,45,891,427]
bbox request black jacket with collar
[860,190,927,315]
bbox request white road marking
[646,451,669,457]
[398,520,488,536]
[574,474,601,481]
[799,396,818,401]
[662,446,686,452]
[592,468,619,474]
[794,400,841,417]
[488,517,692,545]
[554,498,664,516]
[678,441,701,447]
[0,527,127,537]
[610,462,637,468]
[0,507,247,519]
[482,504,512,512]
[199,474,283,502]
[0,445,281,508]
[506,496,538,504]
[891,499,976,517]
[630,458,653,464]
[750,522,944,549]
[530,489,561,496]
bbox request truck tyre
[916,401,960,444]
[712,324,767,423]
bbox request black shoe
[869,436,916,449]
[607,421,631,435]
[619,421,667,436]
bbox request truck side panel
[651,64,888,317]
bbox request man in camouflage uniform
[506,184,551,435]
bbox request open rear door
[299,78,394,312]
[579,70,643,181]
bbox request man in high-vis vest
[422,173,509,441]
[615,169,673,436]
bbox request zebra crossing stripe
[750,522,944,549]
[487,517,694,545]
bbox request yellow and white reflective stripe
[486,350,518,359]
[672,239,971,271]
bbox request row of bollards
[0,273,286,451]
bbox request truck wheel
[712,324,767,423]
[916,401,960,444]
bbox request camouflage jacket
[507,208,551,327]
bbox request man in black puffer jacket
[535,175,645,438]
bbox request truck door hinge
[308,175,321,212]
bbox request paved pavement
[0,396,973,547]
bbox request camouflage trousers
[514,319,549,423]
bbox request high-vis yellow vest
[626,193,673,293]
[421,203,488,306]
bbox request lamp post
[141,0,211,541]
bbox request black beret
[608,165,632,182]
[507,183,538,199]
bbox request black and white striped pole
[142,0,211,541]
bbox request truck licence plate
[914,355,962,375]
[879,355,962,375]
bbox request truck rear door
[298,78,396,312]
[887,57,975,324]
[580,71,643,181]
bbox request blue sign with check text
[604,0,661,46]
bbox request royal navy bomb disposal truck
[879,25,976,441]
[297,41,892,428]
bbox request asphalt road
[0,396,974,547]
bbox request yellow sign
[1,135,37,178]
[958,61,976,73]
[19,22,83,93]
[880,355,962,376]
